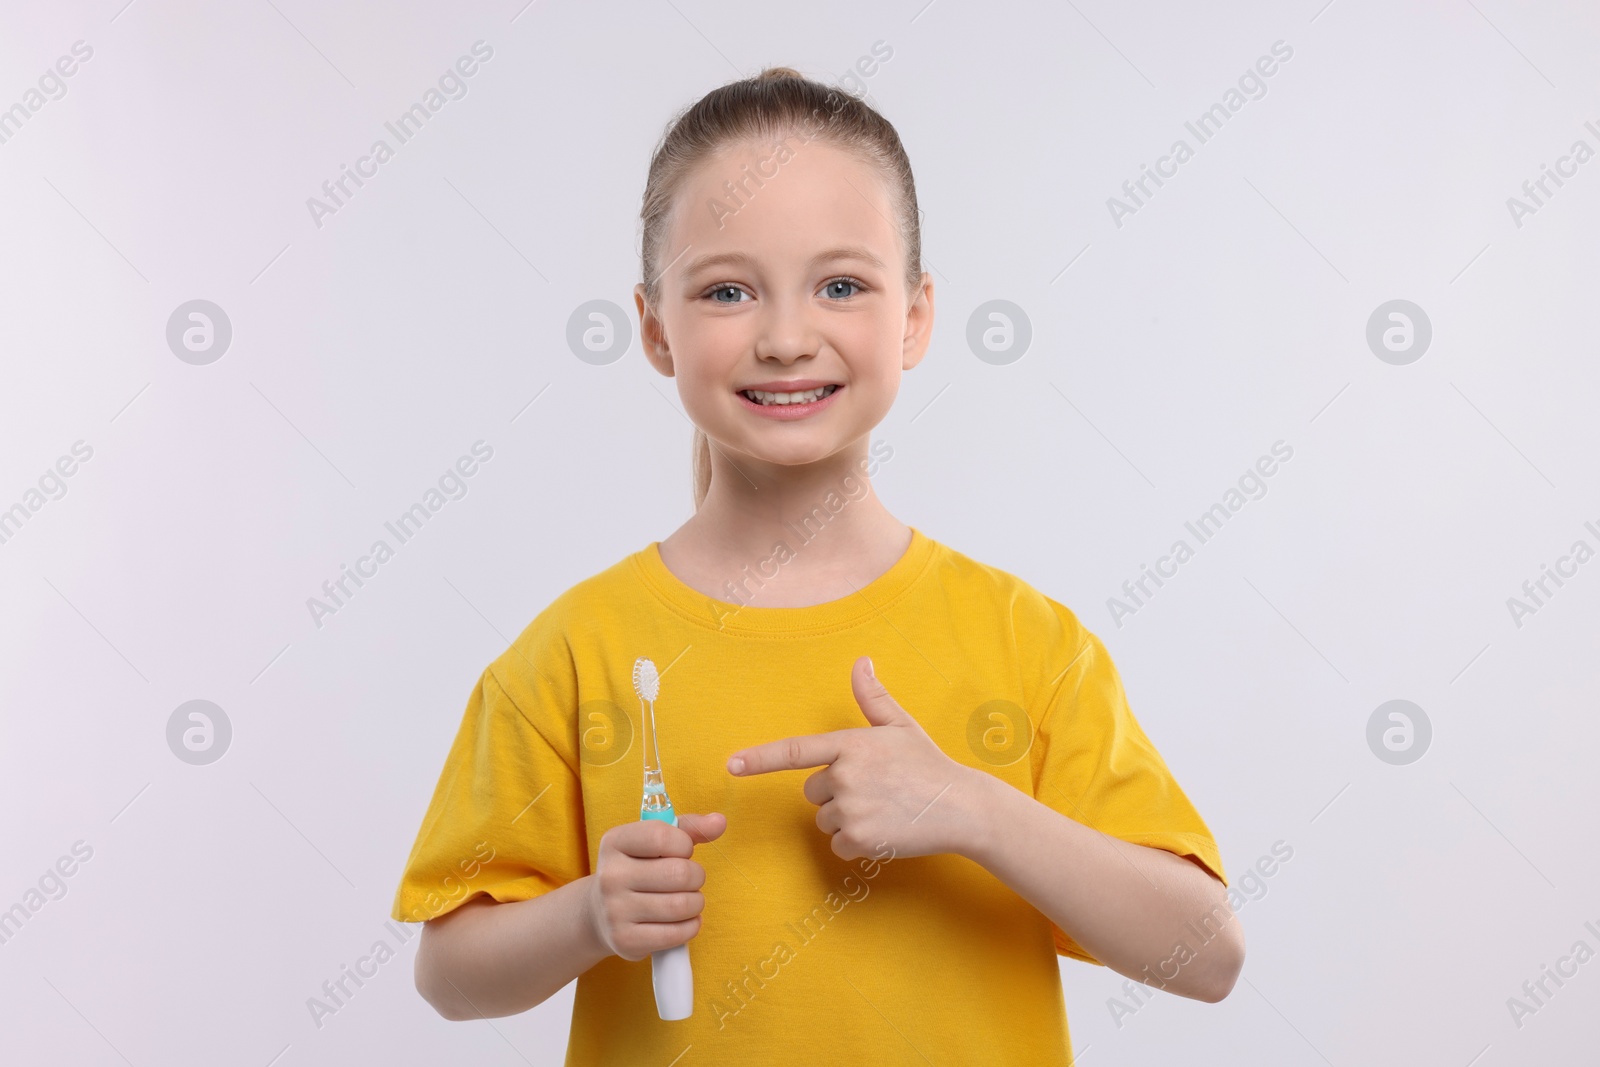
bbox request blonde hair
[637,65,922,510]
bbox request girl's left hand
[727,656,989,860]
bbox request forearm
[414,876,610,1020]
[953,769,1244,1001]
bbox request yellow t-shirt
[392,526,1226,1064]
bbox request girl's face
[636,138,933,471]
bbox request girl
[393,66,1243,1064]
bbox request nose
[752,291,818,365]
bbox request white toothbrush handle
[650,942,693,1020]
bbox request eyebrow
[679,245,887,279]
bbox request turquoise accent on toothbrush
[632,657,692,1020]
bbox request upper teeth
[744,385,837,405]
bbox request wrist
[946,763,1014,864]
[575,875,612,961]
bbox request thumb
[675,812,727,845]
[852,656,912,728]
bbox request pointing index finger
[729,730,853,776]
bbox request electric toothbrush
[632,657,693,1020]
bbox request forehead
[666,137,902,272]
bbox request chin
[743,442,843,467]
[723,432,852,468]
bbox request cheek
[847,320,905,386]
[670,326,747,417]
[861,310,910,365]
[670,316,739,377]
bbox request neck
[659,435,910,608]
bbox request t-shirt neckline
[631,526,937,636]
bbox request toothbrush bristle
[632,657,660,701]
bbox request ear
[635,283,674,378]
[900,271,934,373]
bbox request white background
[1,0,1596,1063]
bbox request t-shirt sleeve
[390,648,588,925]
[1025,601,1227,964]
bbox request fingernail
[865,657,876,678]
[728,756,746,775]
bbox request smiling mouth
[738,384,841,406]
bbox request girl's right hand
[585,812,727,962]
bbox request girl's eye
[821,277,863,300]
[708,285,747,304]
